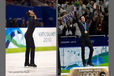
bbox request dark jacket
[25,16,40,36]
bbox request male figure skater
[74,4,97,67]
[25,10,40,67]
[78,16,94,66]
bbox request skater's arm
[74,11,80,24]
[33,15,43,27]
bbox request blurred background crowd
[6,17,29,27]
[6,0,56,8]
[6,17,44,27]
[58,0,109,36]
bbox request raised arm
[33,14,42,27]
[73,10,80,24]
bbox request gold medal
[85,31,88,34]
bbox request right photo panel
[58,0,109,76]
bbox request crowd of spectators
[58,0,109,36]
[6,17,28,27]
[6,0,56,8]
[6,17,44,27]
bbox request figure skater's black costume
[74,9,96,66]
[25,16,40,67]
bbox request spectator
[96,0,106,13]
[96,15,105,35]
[58,19,64,36]
[19,17,26,27]
[62,21,76,36]
[87,0,95,12]
[78,0,86,16]
[9,18,14,27]
[12,18,18,27]
[83,7,92,21]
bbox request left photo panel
[6,0,56,76]
[0,0,5,76]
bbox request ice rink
[6,51,56,76]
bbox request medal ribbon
[81,22,87,31]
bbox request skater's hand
[28,10,37,19]
[34,15,37,20]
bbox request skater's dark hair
[80,15,85,20]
